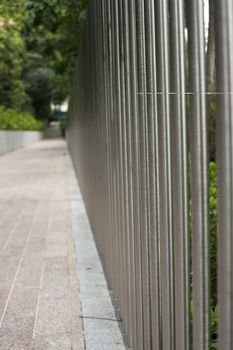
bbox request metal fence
[67,0,233,349]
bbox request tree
[23,0,88,118]
[0,0,88,117]
[0,0,28,110]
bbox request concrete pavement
[0,140,84,349]
[0,139,125,350]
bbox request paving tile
[34,298,71,337]
[0,316,34,349]
[0,257,19,285]
[40,270,69,299]
[32,334,72,350]
[14,262,42,288]
[0,287,11,317]
[3,287,38,319]
[46,243,68,258]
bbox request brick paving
[0,140,85,350]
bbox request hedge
[0,106,44,131]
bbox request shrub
[209,161,217,348]
[0,106,44,131]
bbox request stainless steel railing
[68,1,232,349]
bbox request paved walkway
[0,140,85,349]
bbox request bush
[209,162,217,348]
[0,106,44,131]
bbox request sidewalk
[0,139,125,350]
[0,140,84,349]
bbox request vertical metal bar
[108,0,119,305]
[117,0,131,338]
[154,0,175,348]
[128,0,144,348]
[188,0,210,349]
[169,0,190,348]
[121,0,137,345]
[116,0,127,328]
[111,0,127,329]
[98,0,108,269]
[215,1,233,349]
[144,0,162,348]
[110,0,122,308]
[105,0,118,299]
[135,0,152,348]
[101,0,113,290]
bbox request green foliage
[0,106,44,131]
[23,0,88,113]
[209,100,217,161]
[25,68,54,119]
[0,0,88,118]
[211,306,218,349]
[209,162,218,348]
[0,0,25,30]
[0,0,28,110]
[209,162,217,306]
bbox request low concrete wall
[0,130,44,156]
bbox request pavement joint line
[32,191,52,339]
[32,261,46,339]
[1,205,25,253]
[32,199,53,340]
[0,206,11,226]
[0,202,40,328]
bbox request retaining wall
[0,130,43,156]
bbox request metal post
[188,0,210,349]
[215,1,233,349]
[169,0,190,348]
